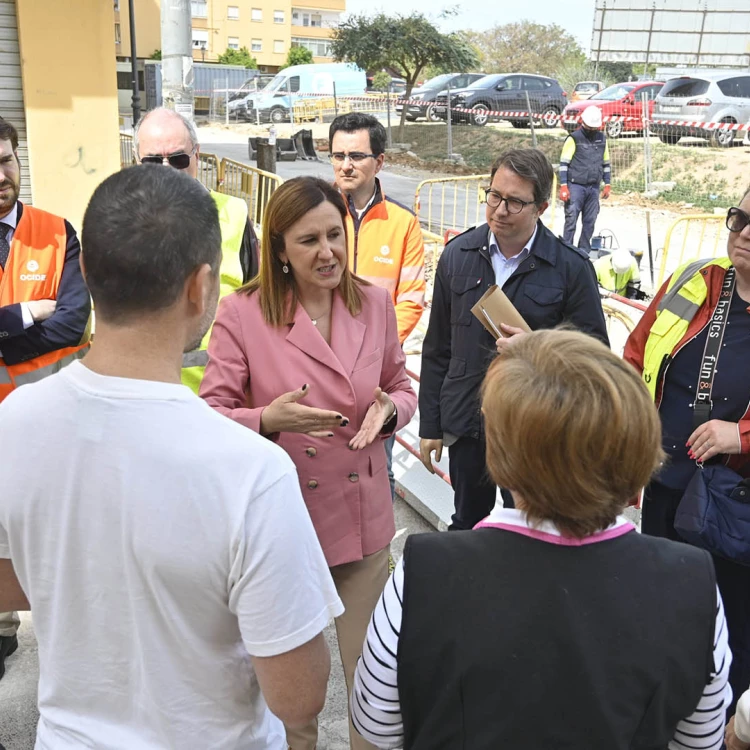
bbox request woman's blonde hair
[481,329,665,538]
[241,176,364,325]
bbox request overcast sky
[344,0,597,54]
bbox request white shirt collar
[355,186,378,219]
[488,224,537,261]
[1,201,18,230]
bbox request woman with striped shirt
[352,329,731,750]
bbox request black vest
[567,128,606,186]
[398,528,716,750]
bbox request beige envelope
[471,285,531,338]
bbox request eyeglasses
[140,150,195,170]
[328,152,378,164]
[483,189,535,214]
[726,206,750,233]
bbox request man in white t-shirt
[0,164,343,749]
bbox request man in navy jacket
[418,149,608,530]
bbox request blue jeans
[563,183,600,252]
[384,434,396,502]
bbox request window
[717,76,750,98]
[191,1,207,18]
[227,5,239,19]
[292,10,322,27]
[289,76,300,92]
[274,10,285,23]
[523,77,545,91]
[501,76,522,91]
[116,71,146,91]
[192,29,209,48]
[113,0,120,11]
[114,23,121,44]
[274,40,285,54]
[660,78,709,98]
[251,8,262,21]
[291,37,332,58]
[228,36,240,49]
[251,39,262,52]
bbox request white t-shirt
[0,361,344,750]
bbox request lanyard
[693,267,736,428]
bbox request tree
[217,47,258,69]
[330,12,479,139]
[465,21,584,77]
[150,49,162,60]
[372,71,392,92]
[555,59,614,99]
[281,46,314,69]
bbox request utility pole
[161,0,194,119]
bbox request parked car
[562,80,664,137]
[395,72,486,122]
[433,73,567,128]
[651,73,750,147]
[228,75,276,119]
[570,80,606,102]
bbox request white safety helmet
[581,106,603,129]
[611,249,633,275]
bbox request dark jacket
[398,528,716,750]
[0,202,91,366]
[419,221,608,440]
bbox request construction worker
[559,106,611,253]
[134,108,258,392]
[0,117,91,679]
[329,112,426,499]
[594,248,642,299]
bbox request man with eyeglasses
[134,108,258,392]
[0,117,91,679]
[329,112,426,500]
[419,148,608,531]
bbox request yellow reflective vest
[181,190,248,393]
[641,256,733,401]
[593,255,640,295]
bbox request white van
[239,63,366,123]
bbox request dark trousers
[644,481,750,715]
[448,436,513,531]
[562,183,600,252]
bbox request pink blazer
[200,283,417,568]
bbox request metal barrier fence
[198,153,221,191]
[414,173,558,237]
[120,133,135,168]
[657,214,728,288]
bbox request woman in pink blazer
[200,176,417,750]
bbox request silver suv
[651,73,750,147]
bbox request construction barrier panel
[198,153,221,192]
[219,158,283,228]
[657,214,728,288]
[414,173,558,238]
[120,133,135,168]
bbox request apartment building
[114,0,345,72]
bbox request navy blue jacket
[0,202,91,365]
[419,221,608,440]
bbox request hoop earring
[282,263,289,274]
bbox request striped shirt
[350,509,732,750]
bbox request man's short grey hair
[490,149,554,206]
[133,107,198,159]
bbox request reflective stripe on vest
[180,191,248,395]
[641,256,733,401]
[0,205,91,403]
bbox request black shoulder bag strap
[693,266,735,429]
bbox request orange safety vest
[0,205,90,402]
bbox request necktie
[0,224,9,269]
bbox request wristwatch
[381,404,398,433]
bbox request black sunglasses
[727,206,750,233]
[140,151,194,170]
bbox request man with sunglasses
[329,112,425,499]
[419,148,607,531]
[134,108,258,392]
[0,118,92,679]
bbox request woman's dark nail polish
[341,419,350,427]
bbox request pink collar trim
[474,508,635,546]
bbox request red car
[562,80,664,138]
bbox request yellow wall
[16,0,121,230]
[116,0,162,60]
